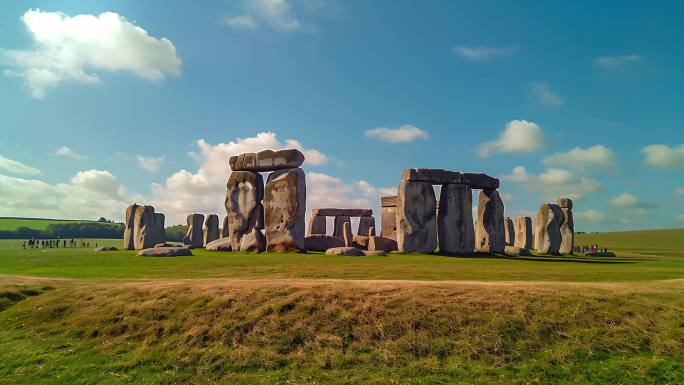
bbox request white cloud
[364,125,429,143]
[357,180,395,198]
[609,193,639,207]
[55,146,87,160]
[220,0,313,33]
[136,155,166,173]
[594,54,641,69]
[542,145,616,172]
[641,144,684,169]
[530,82,563,106]
[1,9,181,98]
[477,120,545,157]
[502,166,601,201]
[150,132,328,224]
[452,45,516,61]
[609,193,655,216]
[575,209,607,222]
[0,170,139,220]
[0,154,41,175]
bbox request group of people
[575,244,609,254]
[23,238,97,249]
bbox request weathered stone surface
[368,236,398,252]
[475,189,505,253]
[352,234,370,249]
[239,229,266,252]
[154,213,165,245]
[221,215,229,238]
[504,217,515,246]
[134,205,157,250]
[534,204,564,254]
[155,243,174,248]
[229,149,305,172]
[203,214,220,246]
[225,171,264,250]
[368,226,376,237]
[342,221,353,247]
[264,167,306,251]
[123,204,139,250]
[183,213,205,248]
[437,184,474,254]
[363,250,386,256]
[504,246,532,256]
[305,234,345,251]
[402,169,499,189]
[313,208,373,217]
[380,197,397,240]
[357,216,376,236]
[205,237,232,251]
[307,214,327,236]
[557,197,573,209]
[396,181,437,253]
[138,247,193,257]
[325,247,365,256]
[333,215,351,239]
[513,216,533,249]
[381,196,397,207]
[558,203,574,255]
[94,246,117,251]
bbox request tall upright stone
[504,217,515,246]
[225,171,264,250]
[342,221,353,247]
[396,181,437,253]
[557,198,574,254]
[534,204,563,254]
[380,196,397,240]
[203,214,219,246]
[475,189,505,253]
[183,213,205,248]
[307,214,326,236]
[134,205,157,250]
[123,204,139,250]
[513,216,533,249]
[264,167,306,251]
[437,184,474,254]
[333,215,351,239]
[154,212,165,245]
[357,215,376,237]
[221,215,229,238]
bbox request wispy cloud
[609,192,656,216]
[56,146,87,160]
[219,0,314,33]
[530,82,563,106]
[594,54,641,69]
[452,45,516,61]
[641,144,684,169]
[136,155,166,173]
[364,125,429,143]
[543,145,616,172]
[0,154,41,175]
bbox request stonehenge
[307,208,376,238]
[264,167,306,251]
[475,189,505,253]
[380,196,398,240]
[396,180,438,253]
[203,214,219,246]
[183,213,205,248]
[438,183,475,254]
[534,204,563,254]
[557,198,574,254]
[225,170,264,251]
[504,217,515,246]
[123,204,165,250]
[513,216,533,249]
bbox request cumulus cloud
[452,45,516,61]
[364,125,429,143]
[1,9,181,98]
[136,155,165,173]
[477,120,545,157]
[220,0,313,33]
[641,144,684,169]
[0,170,139,220]
[594,54,641,69]
[502,166,601,200]
[542,145,616,172]
[0,154,41,175]
[530,82,563,106]
[55,146,87,160]
[150,132,328,224]
[609,193,656,216]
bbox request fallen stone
[437,184,474,254]
[137,247,193,257]
[333,215,351,239]
[396,181,437,253]
[475,189,505,253]
[325,247,365,256]
[94,246,117,251]
[504,246,532,256]
[229,149,305,172]
[352,234,370,249]
[402,169,499,189]
[154,243,174,248]
[123,203,139,250]
[534,204,563,254]
[183,213,205,248]
[343,221,353,247]
[239,229,266,252]
[304,234,345,251]
[264,167,306,251]
[205,237,232,251]
[513,216,533,249]
[307,214,327,236]
[357,215,376,236]
[363,250,386,256]
[368,236,398,252]
[504,217,515,246]
[203,214,220,246]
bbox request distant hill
[0,217,123,239]
[0,217,100,232]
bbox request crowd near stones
[123,149,584,257]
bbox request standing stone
[513,216,533,249]
[534,204,563,254]
[437,184,475,254]
[264,167,306,251]
[333,215,351,240]
[342,221,353,247]
[133,205,157,250]
[557,198,574,254]
[123,204,139,250]
[203,214,219,246]
[225,171,264,250]
[154,213,165,245]
[368,226,376,237]
[380,196,397,240]
[307,214,327,236]
[504,217,515,246]
[396,181,437,253]
[475,189,505,253]
[221,215,229,238]
[357,216,376,237]
[183,213,205,248]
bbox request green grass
[0,217,99,231]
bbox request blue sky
[0,0,682,230]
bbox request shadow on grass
[438,252,640,264]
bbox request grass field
[0,229,682,384]
[0,217,99,231]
